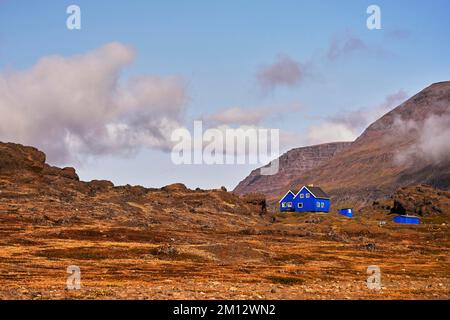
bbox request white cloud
[394,113,450,165]
[0,42,188,164]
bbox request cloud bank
[0,42,188,164]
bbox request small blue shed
[292,185,330,213]
[393,215,420,225]
[279,190,295,212]
[338,208,353,218]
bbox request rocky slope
[0,142,267,231]
[235,82,450,206]
[233,142,351,195]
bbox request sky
[0,0,449,190]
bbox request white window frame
[298,203,303,208]
[287,202,292,208]
[300,194,304,198]
[321,202,324,208]
[316,202,320,208]
[306,193,310,198]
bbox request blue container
[338,208,353,218]
[393,215,420,225]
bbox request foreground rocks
[390,185,450,216]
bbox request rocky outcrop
[0,142,46,174]
[0,141,267,225]
[161,183,188,192]
[43,165,79,180]
[0,142,83,182]
[389,185,450,216]
[88,180,115,190]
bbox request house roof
[306,186,330,199]
[294,186,330,199]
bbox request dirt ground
[0,210,448,300]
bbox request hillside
[0,142,267,231]
[234,82,450,206]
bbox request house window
[282,203,286,208]
[300,194,304,198]
[298,203,303,208]
[306,193,310,198]
[287,202,292,208]
[316,202,320,208]
[321,202,324,208]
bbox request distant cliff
[233,142,351,195]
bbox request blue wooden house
[279,185,330,213]
[279,190,295,212]
[293,185,330,213]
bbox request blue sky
[0,0,449,189]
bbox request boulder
[162,183,188,192]
[60,167,79,180]
[89,180,114,190]
[43,165,79,180]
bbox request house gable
[279,190,295,203]
[294,186,315,200]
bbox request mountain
[233,142,351,195]
[234,82,450,206]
